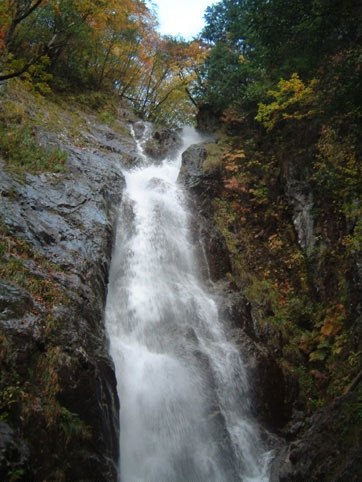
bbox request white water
[105,125,271,482]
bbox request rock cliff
[178,144,292,434]
[0,89,139,481]
[178,135,362,481]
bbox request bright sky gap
[150,0,216,39]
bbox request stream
[105,125,271,482]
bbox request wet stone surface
[0,115,137,481]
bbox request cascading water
[105,124,271,482]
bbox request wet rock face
[287,179,315,254]
[0,119,131,480]
[0,282,34,320]
[274,392,362,482]
[234,334,297,430]
[215,285,296,431]
[143,127,183,161]
[178,144,208,193]
[195,220,232,281]
[178,144,232,282]
[178,143,223,215]
[283,159,315,255]
[0,423,33,482]
[133,120,146,140]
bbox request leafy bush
[255,74,317,130]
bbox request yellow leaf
[320,318,342,337]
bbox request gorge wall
[178,110,362,481]
[0,86,141,481]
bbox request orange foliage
[224,177,248,193]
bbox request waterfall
[105,124,271,482]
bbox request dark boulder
[178,143,223,214]
[143,127,182,161]
[178,144,209,194]
[215,285,256,338]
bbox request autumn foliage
[200,0,361,409]
[0,0,206,124]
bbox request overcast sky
[150,0,216,39]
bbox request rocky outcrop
[283,158,316,255]
[0,114,136,480]
[144,126,182,161]
[286,179,315,255]
[178,142,292,434]
[178,144,211,203]
[234,333,297,430]
[273,391,362,482]
[178,144,232,281]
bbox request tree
[0,0,47,81]
[202,0,248,52]
[191,42,246,112]
[125,36,205,123]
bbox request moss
[97,110,116,125]
[9,469,26,482]
[292,364,325,409]
[74,91,111,111]
[203,142,225,173]
[58,406,91,446]
[1,81,85,155]
[0,95,69,172]
[0,342,91,479]
[1,80,134,171]
[0,224,67,307]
